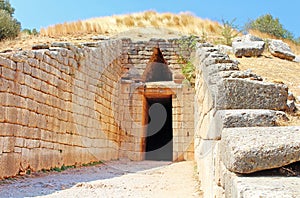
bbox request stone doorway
[144,96,173,161]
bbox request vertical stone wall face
[121,38,184,80]
[118,38,195,161]
[0,37,196,178]
[0,40,124,178]
[194,43,289,198]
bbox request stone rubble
[268,39,296,61]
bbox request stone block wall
[121,38,187,81]
[117,81,194,161]
[0,37,196,178]
[193,43,292,197]
[117,38,195,161]
[0,40,124,178]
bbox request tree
[245,14,294,40]
[0,0,15,16]
[0,0,20,40]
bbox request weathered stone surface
[80,42,102,47]
[216,78,288,110]
[217,109,287,128]
[216,44,233,54]
[221,126,300,173]
[232,34,265,57]
[268,39,296,61]
[232,176,300,198]
[232,41,265,57]
[199,109,287,140]
[51,42,73,49]
[233,34,264,42]
[288,92,296,101]
[287,100,297,113]
[195,140,218,198]
[32,44,49,50]
[215,70,263,81]
[91,35,110,41]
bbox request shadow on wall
[141,47,173,82]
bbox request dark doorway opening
[145,96,173,161]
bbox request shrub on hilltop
[0,0,21,40]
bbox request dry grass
[0,11,225,51]
[233,53,300,96]
[40,11,223,39]
[233,52,300,126]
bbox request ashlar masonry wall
[0,40,125,178]
[193,43,291,198]
[118,38,194,161]
[0,37,195,179]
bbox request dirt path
[0,160,201,198]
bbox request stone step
[216,78,288,111]
[220,126,300,174]
[198,109,287,140]
[232,176,300,198]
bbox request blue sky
[10,0,300,38]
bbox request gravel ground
[0,160,201,198]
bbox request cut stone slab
[232,34,265,57]
[233,34,264,42]
[199,109,287,140]
[232,41,265,58]
[221,126,300,174]
[232,176,300,198]
[268,39,296,61]
[216,78,288,111]
[217,109,287,128]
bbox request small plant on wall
[219,18,240,46]
[178,35,198,87]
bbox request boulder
[221,126,300,174]
[268,39,296,61]
[232,34,265,57]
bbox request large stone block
[195,139,218,198]
[268,39,296,61]
[233,41,265,57]
[216,78,288,110]
[232,176,300,198]
[197,109,286,140]
[221,126,300,173]
[0,153,21,179]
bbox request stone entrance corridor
[0,160,201,198]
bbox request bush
[245,14,294,40]
[22,28,39,36]
[178,35,198,87]
[0,10,20,40]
